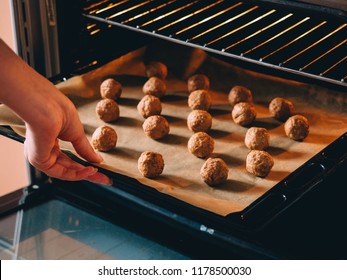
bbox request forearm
[0,39,110,184]
[0,39,66,130]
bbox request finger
[71,134,104,164]
[43,151,112,185]
[86,172,113,186]
[24,128,59,171]
[54,148,112,185]
[42,151,99,181]
[61,110,103,164]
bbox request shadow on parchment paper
[156,133,190,146]
[210,108,232,117]
[217,179,258,193]
[111,75,148,87]
[155,175,197,190]
[212,132,245,143]
[252,117,282,130]
[83,124,99,135]
[118,97,141,107]
[212,152,245,168]
[162,114,186,124]
[161,94,188,103]
[209,129,231,140]
[266,146,289,157]
[106,146,142,161]
[113,116,143,127]
[267,145,306,159]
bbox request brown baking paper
[1,44,346,216]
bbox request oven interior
[13,0,347,90]
[2,0,347,259]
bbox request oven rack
[82,0,347,89]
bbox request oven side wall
[0,0,17,52]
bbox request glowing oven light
[106,1,152,20]
[122,0,177,24]
[90,29,101,35]
[175,2,243,36]
[281,23,347,66]
[260,21,327,61]
[243,17,310,56]
[155,0,225,32]
[137,0,200,28]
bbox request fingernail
[88,167,99,175]
[105,177,113,186]
[86,173,113,186]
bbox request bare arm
[0,39,111,185]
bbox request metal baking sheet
[1,45,346,216]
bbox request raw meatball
[246,150,274,177]
[284,114,309,141]
[137,95,162,118]
[91,125,117,152]
[200,158,229,186]
[138,151,164,178]
[269,97,294,122]
[188,132,215,158]
[145,61,168,80]
[228,85,253,106]
[187,109,212,132]
[142,115,170,139]
[95,98,120,122]
[142,77,167,98]
[100,78,122,100]
[187,73,210,93]
[245,127,270,150]
[232,102,257,126]
[188,89,212,111]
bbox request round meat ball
[188,89,212,111]
[142,77,167,98]
[284,114,309,141]
[137,95,162,118]
[91,125,117,152]
[187,109,212,132]
[95,98,120,122]
[269,97,294,122]
[188,132,215,158]
[138,151,164,178]
[145,61,168,80]
[200,158,229,186]
[245,127,270,150]
[246,150,274,177]
[228,85,253,106]
[187,74,210,93]
[100,78,122,100]
[142,115,170,139]
[232,102,257,126]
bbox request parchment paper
[1,43,346,216]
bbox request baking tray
[1,43,347,259]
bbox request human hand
[23,95,112,185]
[0,39,111,185]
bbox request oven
[0,0,346,260]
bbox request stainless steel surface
[83,0,347,88]
[12,0,60,77]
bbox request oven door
[2,0,347,260]
[0,127,347,259]
[0,128,274,260]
